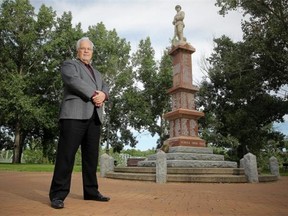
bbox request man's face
[77,40,93,64]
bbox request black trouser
[49,112,101,201]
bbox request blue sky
[29,0,287,150]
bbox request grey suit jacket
[59,59,109,123]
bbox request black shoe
[84,193,110,202]
[51,198,64,209]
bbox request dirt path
[0,172,287,216]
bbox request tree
[86,23,136,152]
[197,0,288,161]
[0,1,173,158]
[131,38,172,149]
[0,0,48,163]
[131,38,158,129]
[151,49,173,148]
[31,10,83,162]
[0,0,83,163]
[215,0,288,90]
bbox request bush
[23,149,44,164]
[23,148,82,165]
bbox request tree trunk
[12,122,23,164]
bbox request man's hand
[92,91,106,107]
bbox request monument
[164,5,205,147]
[104,5,278,182]
[138,5,237,168]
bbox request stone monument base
[138,146,237,168]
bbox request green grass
[0,163,287,176]
[0,163,82,172]
[261,168,288,176]
[279,170,288,176]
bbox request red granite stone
[164,44,206,147]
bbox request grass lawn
[0,163,82,172]
[0,163,287,176]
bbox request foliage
[86,23,140,152]
[0,0,83,163]
[197,0,288,161]
[98,37,172,153]
[22,149,44,164]
[215,0,288,89]
[121,148,156,157]
[257,140,284,171]
[130,39,172,149]
[0,0,173,161]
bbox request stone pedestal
[137,44,238,170]
[164,44,205,147]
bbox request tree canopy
[198,0,288,160]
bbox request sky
[30,0,244,83]
[29,0,287,150]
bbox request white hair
[76,37,94,50]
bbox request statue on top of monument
[172,5,187,46]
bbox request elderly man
[49,37,110,209]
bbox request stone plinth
[164,44,205,147]
[138,146,238,168]
[169,44,195,89]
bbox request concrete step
[114,167,244,175]
[167,174,248,183]
[106,172,156,181]
[169,146,213,154]
[138,160,237,168]
[105,171,278,183]
[106,171,248,183]
[167,167,244,175]
[114,167,156,173]
[147,153,224,161]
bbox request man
[172,5,185,42]
[49,37,110,209]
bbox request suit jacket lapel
[76,60,97,84]
[92,68,100,90]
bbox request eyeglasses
[79,47,93,51]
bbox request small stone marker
[240,158,244,168]
[269,156,280,177]
[243,153,259,183]
[156,150,167,183]
[100,153,114,177]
